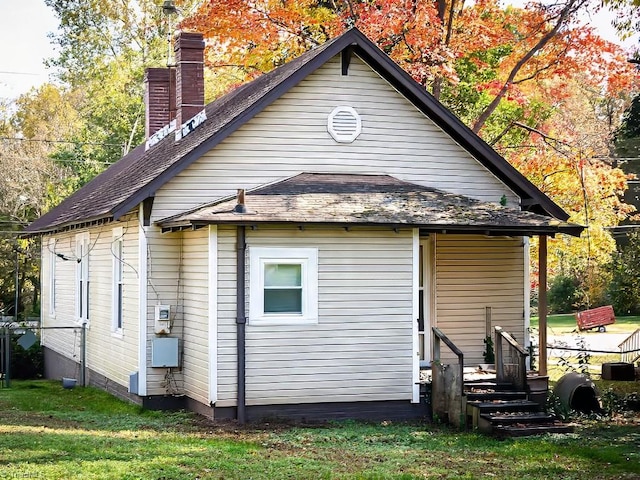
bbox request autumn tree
[0,85,79,317]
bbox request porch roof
[157,173,583,237]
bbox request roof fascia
[158,219,583,237]
[111,32,360,220]
[348,30,569,221]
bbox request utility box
[154,304,172,334]
[151,337,180,368]
[129,371,139,394]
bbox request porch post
[538,235,548,376]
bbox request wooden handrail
[432,326,464,400]
[432,327,464,360]
[495,326,528,391]
[495,326,528,355]
[619,329,640,364]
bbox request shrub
[606,231,640,315]
[8,334,44,380]
[548,275,579,314]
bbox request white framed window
[112,227,124,334]
[249,247,318,325]
[75,232,90,323]
[48,238,56,316]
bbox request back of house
[26,29,580,421]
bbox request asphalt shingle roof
[26,28,575,235]
[158,173,583,236]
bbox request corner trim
[138,206,148,396]
[208,225,218,404]
[411,228,420,403]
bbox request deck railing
[620,329,640,364]
[495,326,528,391]
[432,327,465,428]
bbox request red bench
[575,305,616,332]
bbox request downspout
[236,225,247,424]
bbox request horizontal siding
[180,228,210,404]
[434,234,525,365]
[216,226,238,405]
[152,55,518,221]
[216,226,414,408]
[41,231,82,362]
[41,216,140,387]
[144,228,183,396]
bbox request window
[49,238,56,316]
[249,247,318,325]
[75,232,90,323]
[112,227,124,333]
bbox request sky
[0,0,59,101]
[0,0,637,102]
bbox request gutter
[236,225,247,424]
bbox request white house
[26,29,581,421]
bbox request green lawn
[530,314,640,335]
[0,381,639,479]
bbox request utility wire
[0,136,124,147]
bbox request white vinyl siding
[180,228,210,405]
[143,228,182,396]
[152,55,518,222]
[216,226,414,407]
[434,234,525,365]
[40,216,141,389]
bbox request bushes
[3,333,44,380]
[548,275,579,314]
[606,232,640,315]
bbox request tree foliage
[607,231,640,314]
[2,0,637,319]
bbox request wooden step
[467,399,540,430]
[464,380,513,391]
[467,399,540,413]
[477,411,558,433]
[480,411,556,424]
[465,390,528,402]
[493,423,574,438]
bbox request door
[418,237,432,367]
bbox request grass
[0,381,639,479]
[530,314,640,335]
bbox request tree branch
[472,0,586,133]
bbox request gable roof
[158,173,583,237]
[26,28,570,235]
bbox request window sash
[112,230,123,332]
[76,233,90,322]
[249,247,318,325]
[49,239,56,315]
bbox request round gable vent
[327,106,362,143]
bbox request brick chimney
[144,68,176,138]
[174,32,205,128]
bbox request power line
[0,136,124,147]
[0,71,43,77]
[1,155,115,165]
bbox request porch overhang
[157,173,584,237]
